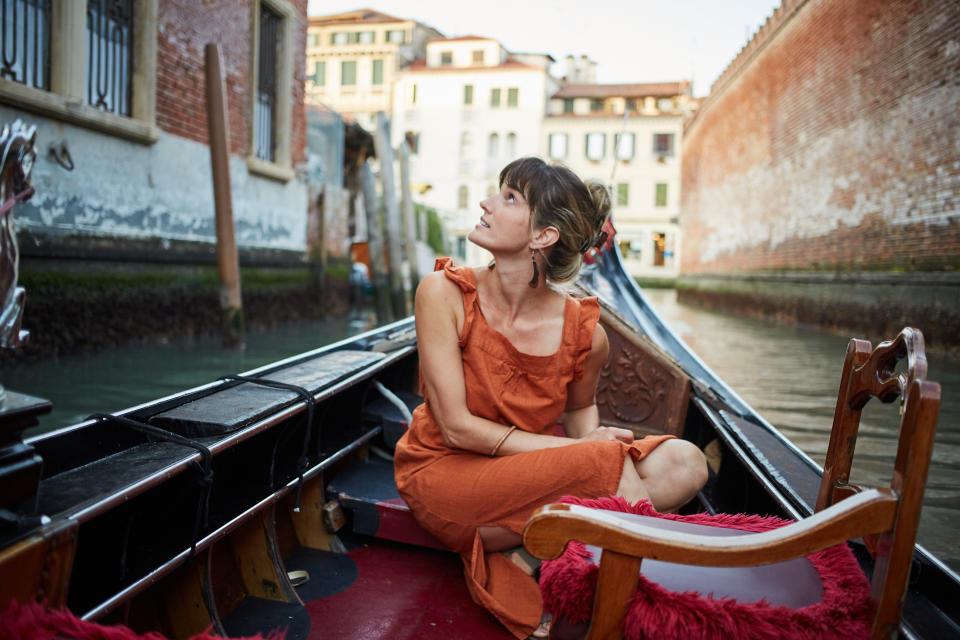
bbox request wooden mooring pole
[373,112,407,318]
[360,162,393,324]
[204,43,244,348]
[398,139,419,310]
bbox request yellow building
[543,64,697,281]
[306,8,442,130]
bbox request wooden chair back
[816,327,941,637]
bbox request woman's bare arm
[562,323,633,443]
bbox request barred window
[254,3,280,162]
[1,0,51,90]
[0,0,158,144]
[86,0,133,116]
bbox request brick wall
[157,0,307,163]
[680,0,960,274]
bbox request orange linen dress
[394,258,673,639]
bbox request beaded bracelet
[490,425,517,456]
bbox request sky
[306,0,783,97]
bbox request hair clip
[593,230,608,251]
[580,230,608,254]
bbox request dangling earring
[528,249,540,288]
[488,258,496,270]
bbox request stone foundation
[676,271,960,357]
[1,257,351,363]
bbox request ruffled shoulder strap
[435,257,478,346]
[569,296,600,382]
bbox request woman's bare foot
[530,614,551,639]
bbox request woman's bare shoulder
[415,270,466,324]
[417,269,460,300]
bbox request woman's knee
[641,439,709,492]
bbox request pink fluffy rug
[0,600,285,640]
[538,496,872,640]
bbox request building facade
[1,0,310,259]
[390,36,556,265]
[305,9,441,131]
[543,73,695,281]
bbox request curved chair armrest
[523,488,898,567]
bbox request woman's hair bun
[585,180,611,240]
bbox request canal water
[4,314,372,435]
[2,293,958,573]
[641,288,960,575]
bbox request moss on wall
[2,260,353,362]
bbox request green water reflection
[3,315,370,435]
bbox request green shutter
[315,61,325,86]
[617,183,629,206]
[341,61,356,85]
[655,183,668,207]
[372,59,383,85]
[507,87,519,107]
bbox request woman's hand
[579,426,635,444]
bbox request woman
[394,157,708,639]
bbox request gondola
[1,149,958,638]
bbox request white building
[543,70,696,281]
[391,36,557,265]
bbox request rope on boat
[87,413,215,555]
[219,375,315,512]
[372,380,412,423]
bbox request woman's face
[468,182,533,254]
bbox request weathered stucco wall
[8,111,308,251]
[680,0,960,274]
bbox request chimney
[587,59,597,84]
[566,54,576,82]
